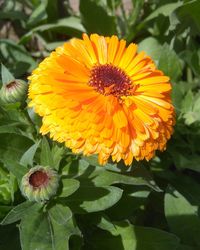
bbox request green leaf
[189,51,200,76]
[139,39,182,81]
[96,215,119,236]
[106,0,122,11]
[64,159,160,191]
[27,0,47,27]
[0,133,33,164]
[144,2,183,22]
[51,144,65,170]
[48,204,72,225]
[0,205,13,220]
[171,82,186,113]
[0,164,14,204]
[0,124,23,135]
[65,186,123,213]
[62,158,107,179]
[59,178,80,198]
[157,171,200,206]
[1,201,36,225]
[128,0,145,27]
[171,151,200,173]
[20,140,41,167]
[82,155,113,168]
[0,171,17,204]
[40,137,53,167]
[93,169,160,191]
[176,0,200,34]
[183,111,199,126]
[0,9,27,21]
[165,188,200,247]
[1,64,15,85]
[45,41,65,51]
[4,160,28,183]
[90,221,179,250]
[20,17,85,44]
[106,186,150,221]
[49,215,81,250]
[182,50,200,77]
[46,0,59,22]
[0,39,37,77]
[9,173,17,202]
[181,90,194,114]
[20,209,53,250]
[157,44,182,81]
[193,96,200,114]
[20,205,80,250]
[79,0,116,35]
[116,223,179,250]
[139,37,162,63]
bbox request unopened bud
[0,79,28,104]
[20,166,59,202]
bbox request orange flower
[28,34,175,165]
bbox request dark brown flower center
[29,170,49,188]
[89,64,135,97]
[6,81,17,89]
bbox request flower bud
[20,166,59,202]
[0,79,28,104]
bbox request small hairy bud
[0,79,28,104]
[20,166,59,202]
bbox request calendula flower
[20,166,59,202]
[28,34,175,165]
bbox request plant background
[0,0,200,249]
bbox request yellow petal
[113,109,128,128]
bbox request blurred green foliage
[0,0,200,249]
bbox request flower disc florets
[89,64,135,97]
[20,166,59,202]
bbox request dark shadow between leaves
[163,214,200,248]
[13,62,30,78]
[69,234,83,250]
[64,159,80,177]
[84,229,125,250]
[0,223,21,250]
